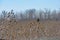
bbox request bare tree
[25,9,29,20]
[51,10,57,20]
[44,8,48,20]
[2,10,7,19]
[39,9,44,21]
[57,9,60,20]
[6,9,16,21]
[47,9,51,20]
[1,9,60,21]
[20,12,25,20]
[28,9,36,20]
[10,10,15,19]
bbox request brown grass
[0,20,60,40]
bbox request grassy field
[0,20,60,40]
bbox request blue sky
[0,0,60,12]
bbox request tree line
[0,9,60,21]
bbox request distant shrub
[37,18,40,22]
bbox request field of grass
[0,20,60,40]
